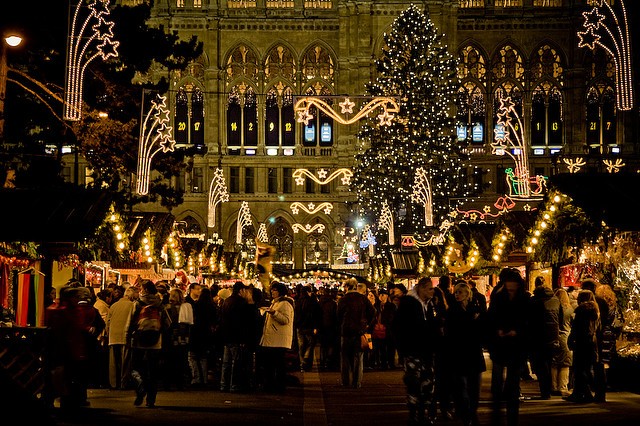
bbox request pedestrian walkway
[48,366,640,426]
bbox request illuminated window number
[514,123,519,131]
[552,122,558,131]
[193,122,200,131]
[269,122,275,132]
[536,122,541,131]
[248,122,254,131]
[231,122,238,131]
[285,123,292,132]
[606,121,612,130]
[178,121,187,131]
[589,122,597,131]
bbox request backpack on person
[135,304,162,346]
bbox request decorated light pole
[207,168,229,229]
[64,0,119,121]
[411,167,434,227]
[135,94,176,195]
[578,0,634,110]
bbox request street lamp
[0,33,23,141]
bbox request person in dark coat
[487,268,529,426]
[189,286,218,386]
[528,282,560,399]
[218,281,257,392]
[337,278,376,389]
[580,278,609,402]
[446,282,486,426]
[294,285,322,372]
[318,287,339,371]
[371,290,396,370]
[393,277,445,426]
[565,290,601,403]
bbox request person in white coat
[259,282,294,393]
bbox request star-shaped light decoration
[582,7,606,30]
[295,175,306,185]
[317,169,328,179]
[339,97,355,114]
[307,202,316,211]
[496,96,516,123]
[377,110,394,126]
[483,205,492,214]
[158,126,176,153]
[523,204,532,212]
[469,213,478,222]
[297,109,313,125]
[93,17,115,40]
[89,0,111,19]
[97,37,120,60]
[340,174,352,185]
[448,211,459,219]
[323,204,333,214]
[291,204,300,215]
[577,27,601,50]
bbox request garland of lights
[294,96,400,127]
[136,95,176,195]
[64,0,119,121]
[411,167,434,227]
[378,201,395,245]
[236,201,253,244]
[578,0,634,110]
[292,223,325,234]
[290,202,333,215]
[107,204,129,252]
[208,168,229,228]
[492,96,546,200]
[293,168,352,186]
[492,227,512,263]
[525,193,565,256]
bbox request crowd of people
[40,268,625,426]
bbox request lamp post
[0,33,23,141]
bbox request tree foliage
[352,5,477,239]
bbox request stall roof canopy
[0,188,112,243]
[549,173,640,231]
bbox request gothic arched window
[265,84,296,156]
[264,44,296,83]
[531,84,563,147]
[491,44,525,83]
[174,87,205,148]
[268,217,294,265]
[226,84,258,155]
[225,44,259,85]
[456,82,486,144]
[302,84,334,151]
[302,44,335,86]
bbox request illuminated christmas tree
[352,5,477,240]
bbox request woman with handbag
[372,290,396,370]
